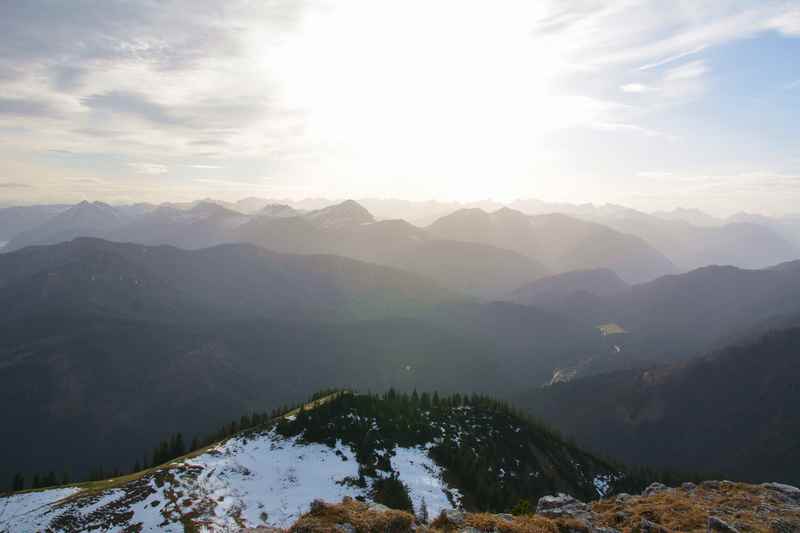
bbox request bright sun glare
[256,1,604,200]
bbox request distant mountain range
[0,199,681,297]
[4,197,797,290]
[508,199,800,271]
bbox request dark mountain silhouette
[0,237,457,323]
[521,327,800,484]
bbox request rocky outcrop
[232,481,800,532]
[536,493,593,522]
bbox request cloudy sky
[0,1,799,214]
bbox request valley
[3,3,800,530]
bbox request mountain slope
[520,327,800,484]
[106,202,250,248]
[427,208,674,283]
[0,237,458,323]
[0,204,68,244]
[510,268,629,308]
[0,391,624,531]
[0,238,610,485]
[235,202,548,298]
[389,240,548,299]
[522,262,800,361]
[3,201,127,252]
[583,210,798,272]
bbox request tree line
[6,400,303,492]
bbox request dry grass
[289,482,800,533]
[290,497,413,533]
[292,499,588,533]
[432,511,562,533]
[591,481,800,532]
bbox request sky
[0,0,799,215]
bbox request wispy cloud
[639,45,708,71]
[0,97,57,117]
[768,8,800,36]
[620,83,656,93]
[83,91,184,126]
[128,162,168,175]
[664,60,709,81]
[591,122,678,141]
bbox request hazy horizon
[1,1,799,216]
[4,2,800,521]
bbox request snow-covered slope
[0,391,621,532]
[0,427,457,531]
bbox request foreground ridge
[288,481,800,533]
[0,390,623,531]
[3,392,798,531]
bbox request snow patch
[390,447,461,517]
[0,487,80,531]
[183,431,363,528]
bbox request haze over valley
[2,2,800,531]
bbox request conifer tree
[418,498,429,523]
[172,433,185,458]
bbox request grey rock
[640,519,671,532]
[762,483,800,502]
[770,518,800,533]
[495,513,514,522]
[335,523,356,533]
[642,482,669,497]
[681,482,697,492]
[458,528,481,533]
[367,502,392,513]
[536,493,592,522]
[708,516,740,532]
[536,493,582,511]
[443,509,466,526]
